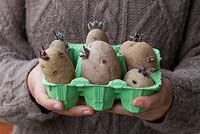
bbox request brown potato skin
[39,48,75,84]
[50,40,67,52]
[119,41,157,70]
[86,29,109,46]
[82,41,121,85]
[124,69,154,88]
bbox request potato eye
[100,58,107,64]
[53,70,58,74]
[40,64,45,68]
[132,80,137,84]
[58,52,64,57]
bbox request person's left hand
[106,77,173,121]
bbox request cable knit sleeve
[143,0,200,133]
[0,0,57,124]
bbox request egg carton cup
[42,43,161,113]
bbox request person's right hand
[27,64,94,116]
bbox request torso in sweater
[25,0,189,70]
[9,0,190,134]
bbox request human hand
[27,64,95,116]
[106,77,173,121]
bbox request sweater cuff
[143,69,185,133]
[0,59,58,124]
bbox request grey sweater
[0,0,200,134]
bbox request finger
[34,86,64,111]
[28,65,63,111]
[105,103,133,116]
[132,107,167,121]
[34,84,94,116]
[54,105,95,116]
[133,92,162,110]
[133,111,161,121]
[133,77,172,110]
[106,102,165,121]
[28,64,43,95]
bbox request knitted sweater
[0,0,200,134]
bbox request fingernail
[134,100,144,107]
[53,104,63,110]
[82,110,92,115]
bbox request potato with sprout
[39,32,75,84]
[119,33,157,70]
[80,41,121,85]
[86,21,109,46]
[124,65,155,88]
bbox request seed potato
[39,48,75,84]
[119,41,157,70]
[81,41,121,85]
[124,69,154,88]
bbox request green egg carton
[43,43,161,113]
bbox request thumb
[133,77,173,109]
[34,85,64,111]
[133,92,160,110]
